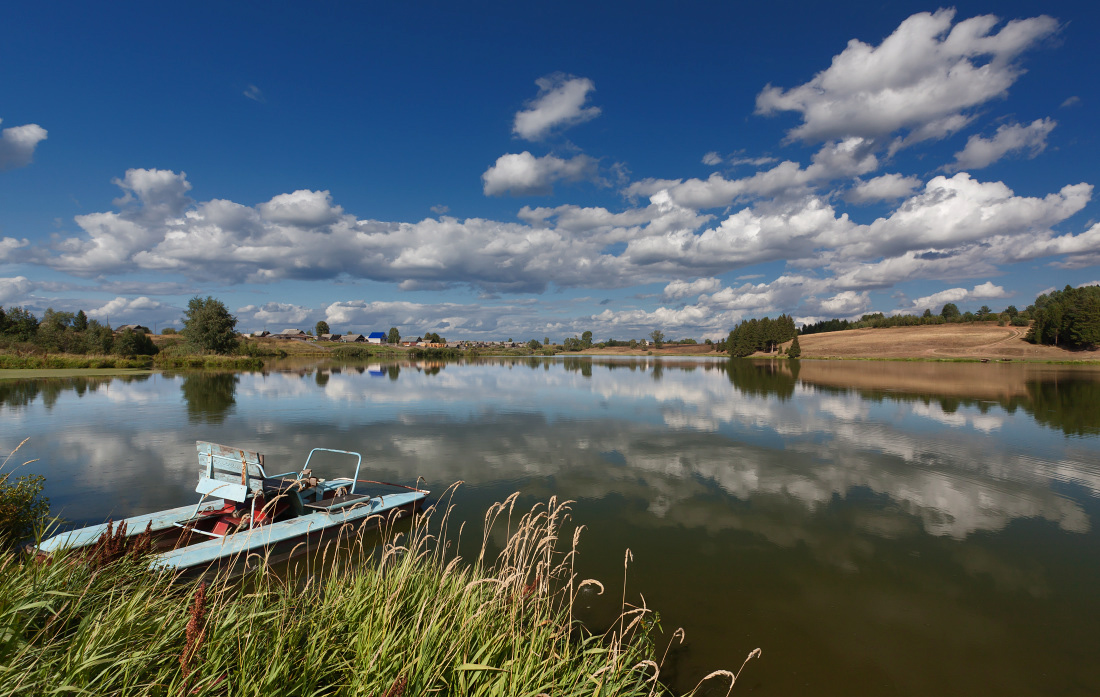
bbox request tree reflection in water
[0,375,151,411]
[722,358,798,400]
[179,372,239,423]
[1022,378,1100,435]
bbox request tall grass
[0,490,757,696]
[0,353,265,370]
[0,354,156,369]
[151,355,264,370]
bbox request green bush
[331,344,372,359]
[113,329,159,356]
[0,458,49,550]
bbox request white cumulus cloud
[0,118,47,170]
[0,237,30,263]
[755,10,1059,148]
[845,173,923,205]
[818,290,871,315]
[851,173,1090,260]
[949,118,1056,171]
[626,137,879,209]
[664,277,722,300]
[89,296,168,321]
[258,189,343,227]
[513,74,600,141]
[237,302,312,326]
[910,282,1009,311]
[0,276,33,304]
[29,160,1100,337]
[482,152,597,196]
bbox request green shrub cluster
[0,442,49,551]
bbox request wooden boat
[37,441,429,572]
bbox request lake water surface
[4,357,1099,695]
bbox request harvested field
[787,323,1099,362]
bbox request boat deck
[152,488,424,570]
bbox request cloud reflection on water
[10,358,1095,544]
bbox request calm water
[3,357,1100,696]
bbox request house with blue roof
[367,331,387,344]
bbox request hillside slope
[789,323,1098,361]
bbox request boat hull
[37,491,427,572]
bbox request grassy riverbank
[0,495,755,696]
[0,353,264,370]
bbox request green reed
[0,489,757,696]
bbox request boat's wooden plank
[38,501,227,554]
[196,442,266,494]
[196,441,264,470]
[196,478,248,502]
[150,491,425,570]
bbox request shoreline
[3,323,1097,375]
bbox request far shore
[3,322,1097,376]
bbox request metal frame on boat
[37,441,429,572]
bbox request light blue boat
[38,441,429,572]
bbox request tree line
[0,296,248,357]
[1026,284,1100,348]
[0,306,158,356]
[800,303,1027,336]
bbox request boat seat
[262,476,302,492]
[195,441,268,504]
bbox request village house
[367,331,387,344]
[400,337,422,347]
[251,330,270,337]
[273,328,307,339]
[341,333,366,343]
[318,333,337,342]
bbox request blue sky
[1,1,1098,340]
